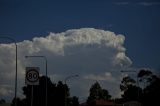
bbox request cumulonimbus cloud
[0,28,132,101]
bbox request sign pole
[31,85,33,106]
[25,67,39,106]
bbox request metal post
[15,44,17,106]
[64,75,79,106]
[0,36,17,106]
[25,56,48,106]
[31,86,34,106]
[45,58,47,106]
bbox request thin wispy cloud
[113,1,160,6]
[137,2,160,6]
[84,72,116,82]
[113,2,130,5]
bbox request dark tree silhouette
[138,69,153,88]
[120,69,160,106]
[21,76,55,106]
[120,76,136,91]
[55,81,68,106]
[70,96,79,106]
[0,99,5,104]
[11,98,25,106]
[101,89,111,100]
[138,69,160,106]
[87,82,111,104]
[87,82,102,101]
[11,76,79,106]
[120,76,142,102]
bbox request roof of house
[94,99,114,106]
[80,99,115,106]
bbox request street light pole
[64,75,79,106]
[25,56,48,106]
[0,36,17,106]
[121,70,139,100]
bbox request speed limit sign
[25,67,39,85]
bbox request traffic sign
[25,67,39,85]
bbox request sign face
[25,67,39,85]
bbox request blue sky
[1,0,160,69]
[0,0,160,101]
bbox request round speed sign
[26,67,39,85]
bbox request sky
[0,0,160,102]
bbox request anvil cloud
[0,28,132,101]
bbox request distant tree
[55,81,69,106]
[11,98,25,106]
[12,76,74,106]
[0,99,5,104]
[101,89,111,100]
[120,76,142,101]
[120,76,136,91]
[22,76,55,106]
[137,69,160,106]
[144,75,160,105]
[70,96,79,106]
[87,82,111,104]
[87,82,102,101]
[138,69,153,88]
[120,69,160,106]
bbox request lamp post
[25,56,48,106]
[121,70,139,100]
[64,75,79,106]
[0,36,17,106]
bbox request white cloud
[0,28,132,101]
[84,72,116,82]
[0,85,13,96]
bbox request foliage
[120,69,160,106]
[70,96,79,106]
[11,98,25,106]
[138,69,153,88]
[0,99,5,104]
[120,76,142,101]
[11,76,79,106]
[120,76,136,91]
[138,69,160,106]
[87,82,111,103]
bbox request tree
[22,76,55,106]
[55,81,69,106]
[138,69,153,89]
[87,82,111,103]
[0,99,5,104]
[119,69,160,106]
[138,69,160,106]
[88,82,102,101]
[144,75,160,105]
[120,76,136,91]
[12,76,75,106]
[11,98,25,106]
[70,96,79,106]
[101,89,111,100]
[120,76,142,101]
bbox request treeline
[116,69,160,106]
[10,76,112,106]
[11,76,79,106]
[9,69,160,106]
